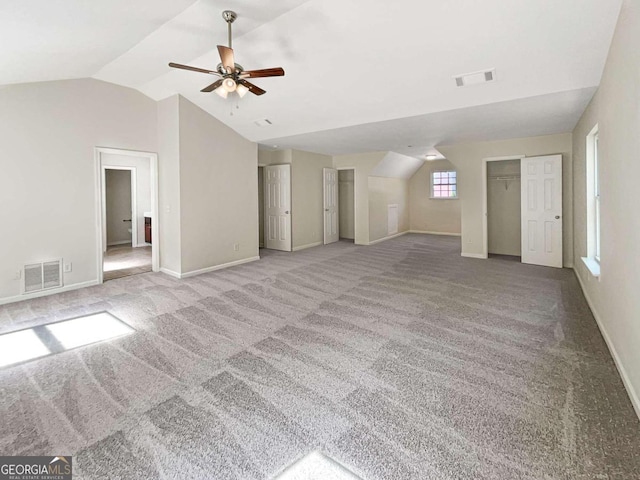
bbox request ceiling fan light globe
[236,84,249,98]
[222,78,237,92]
[214,86,228,98]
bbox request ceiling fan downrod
[222,10,237,48]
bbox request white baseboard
[574,269,640,420]
[160,267,181,279]
[107,240,131,247]
[161,256,261,280]
[409,230,462,237]
[367,231,408,246]
[0,280,100,306]
[293,241,323,252]
[461,252,487,259]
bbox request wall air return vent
[454,68,496,87]
[24,260,62,294]
[254,118,273,127]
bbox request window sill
[581,257,600,278]
[429,197,459,200]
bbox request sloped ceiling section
[0,0,199,85]
[370,152,424,180]
[120,0,620,147]
[93,0,311,92]
[0,0,623,157]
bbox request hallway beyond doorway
[103,245,151,281]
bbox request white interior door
[521,155,563,268]
[323,168,339,244]
[265,164,292,251]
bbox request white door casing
[521,155,563,268]
[323,168,339,244]
[265,164,292,251]
[388,204,399,235]
[95,147,159,284]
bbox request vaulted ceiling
[0,0,622,158]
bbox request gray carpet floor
[0,234,638,479]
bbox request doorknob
[555,215,561,219]
[285,211,290,214]
[324,209,329,212]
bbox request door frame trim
[336,167,356,243]
[95,147,159,284]
[481,155,525,259]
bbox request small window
[431,170,458,199]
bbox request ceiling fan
[168,10,285,98]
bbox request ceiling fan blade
[240,67,285,79]
[217,45,235,73]
[239,80,266,96]
[168,62,218,75]
[201,79,224,93]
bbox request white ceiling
[371,152,425,180]
[0,0,198,85]
[261,87,597,158]
[0,0,622,156]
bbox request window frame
[430,170,458,200]
[582,124,601,278]
[594,132,601,262]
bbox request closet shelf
[489,175,520,181]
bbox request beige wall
[177,96,258,273]
[338,169,355,239]
[105,170,132,245]
[572,0,640,415]
[258,149,292,166]
[439,133,573,265]
[409,160,461,235]
[257,148,332,250]
[0,78,157,302]
[291,150,333,249]
[368,176,410,243]
[487,160,521,256]
[157,95,181,274]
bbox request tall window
[583,125,600,276]
[431,171,458,198]
[594,133,601,261]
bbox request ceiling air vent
[454,68,496,87]
[254,118,273,127]
[24,260,62,294]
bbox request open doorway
[96,148,159,282]
[486,159,522,260]
[338,168,355,242]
